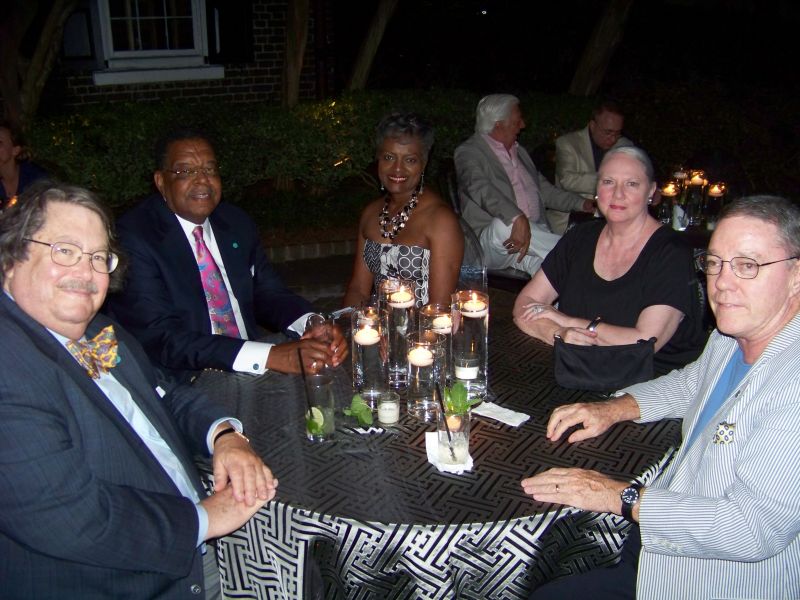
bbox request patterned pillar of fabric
[192,226,241,338]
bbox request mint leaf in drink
[444,382,479,414]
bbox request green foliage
[443,382,480,414]
[343,393,373,426]
[25,88,794,230]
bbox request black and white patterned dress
[363,239,431,306]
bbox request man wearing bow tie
[523,195,800,599]
[105,127,346,380]
[0,182,278,598]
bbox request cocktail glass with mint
[304,374,335,442]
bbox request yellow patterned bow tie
[66,325,120,379]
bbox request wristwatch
[620,483,643,521]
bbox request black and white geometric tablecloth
[196,289,681,599]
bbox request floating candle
[388,289,414,309]
[353,326,380,346]
[454,354,479,380]
[431,315,453,335]
[408,346,434,367]
[707,183,726,197]
[461,294,488,318]
[689,171,705,186]
[661,182,679,197]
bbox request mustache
[58,280,99,293]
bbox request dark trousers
[529,525,640,600]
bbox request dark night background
[332,0,797,94]
[329,0,798,193]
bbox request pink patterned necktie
[192,226,241,338]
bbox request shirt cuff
[232,341,272,374]
[206,418,244,454]
[195,503,209,546]
[290,312,319,336]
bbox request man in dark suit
[0,182,278,598]
[106,128,346,378]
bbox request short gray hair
[374,112,435,162]
[719,195,800,256]
[475,94,519,135]
[0,180,126,291]
[599,146,655,183]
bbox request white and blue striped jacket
[623,314,800,599]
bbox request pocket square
[713,421,736,444]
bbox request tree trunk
[346,0,399,91]
[568,0,635,96]
[282,0,310,108]
[0,1,37,128]
[20,0,79,126]
[0,0,78,130]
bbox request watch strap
[621,483,643,521]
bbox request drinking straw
[298,349,314,416]
[435,381,457,462]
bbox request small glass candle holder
[406,330,445,422]
[381,278,418,388]
[351,304,386,407]
[420,303,453,384]
[376,390,401,425]
[451,290,489,402]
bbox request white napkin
[471,402,530,427]
[425,432,473,474]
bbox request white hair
[474,94,519,134]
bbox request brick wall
[46,0,331,108]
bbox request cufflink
[713,421,736,444]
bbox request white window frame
[92,0,223,85]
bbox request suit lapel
[473,134,515,199]
[210,209,249,295]
[150,197,208,320]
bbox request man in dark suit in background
[0,182,277,598]
[106,128,346,379]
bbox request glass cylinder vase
[380,278,418,388]
[451,290,489,402]
[351,303,386,408]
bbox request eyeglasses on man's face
[697,252,800,280]
[165,166,220,180]
[24,239,119,274]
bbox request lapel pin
[713,421,736,444]
[232,242,239,249]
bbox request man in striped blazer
[522,195,800,599]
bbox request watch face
[621,486,640,505]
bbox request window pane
[108,0,196,52]
[137,0,166,18]
[111,19,136,51]
[138,18,168,50]
[108,0,134,19]
[168,18,195,50]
